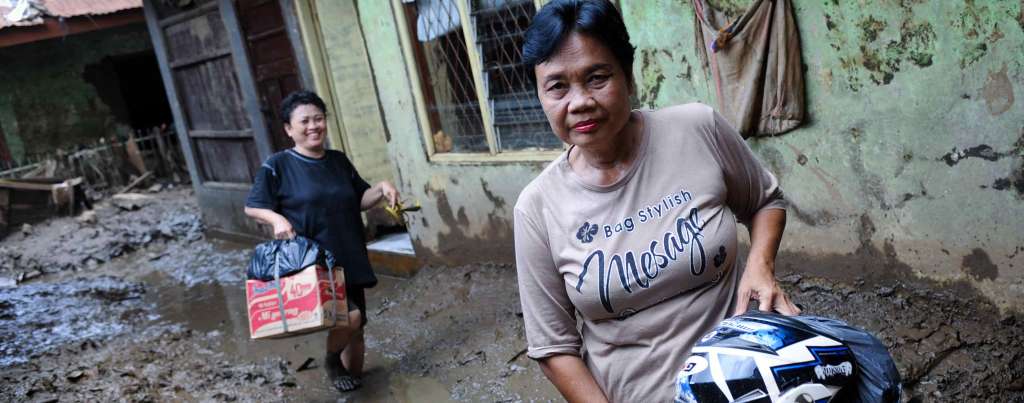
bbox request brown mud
[0,189,1021,402]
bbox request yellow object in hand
[385,200,421,225]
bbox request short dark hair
[522,0,635,80]
[280,90,327,124]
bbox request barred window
[397,0,562,159]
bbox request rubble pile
[1,325,296,402]
[0,187,202,283]
[780,275,1024,401]
[0,189,1019,402]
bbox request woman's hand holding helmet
[732,258,800,316]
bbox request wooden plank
[455,0,498,155]
[143,0,203,187]
[158,1,218,28]
[0,9,146,49]
[203,181,253,190]
[280,0,316,90]
[0,179,64,191]
[254,59,295,83]
[247,32,293,65]
[237,0,285,37]
[168,47,232,69]
[189,129,254,139]
[194,138,259,183]
[246,26,285,42]
[173,58,250,131]
[163,10,231,72]
[220,0,275,162]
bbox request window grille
[472,0,561,151]
[405,0,489,153]
[398,0,562,158]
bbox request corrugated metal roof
[1,0,141,30]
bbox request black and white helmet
[675,312,858,403]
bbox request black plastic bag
[247,236,337,281]
[795,315,902,402]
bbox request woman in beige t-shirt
[514,1,800,401]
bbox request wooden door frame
[280,0,316,90]
[142,0,204,187]
[143,0,317,241]
[145,0,316,177]
[218,0,274,164]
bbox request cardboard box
[246,265,348,339]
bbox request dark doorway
[111,51,174,131]
[84,50,174,133]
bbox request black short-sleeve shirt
[246,149,377,287]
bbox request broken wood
[117,171,153,194]
[0,178,86,232]
[295,357,317,372]
[124,132,148,175]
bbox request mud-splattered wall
[351,1,1023,311]
[353,0,549,267]
[0,24,153,163]
[621,0,1024,311]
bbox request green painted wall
[0,24,152,162]
[348,0,1023,310]
[312,0,394,187]
[621,0,1024,310]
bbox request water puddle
[0,236,562,402]
[0,276,150,367]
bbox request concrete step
[367,232,419,278]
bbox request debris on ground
[0,187,202,284]
[0,188,1020,402]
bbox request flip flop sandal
[325,352,362,392]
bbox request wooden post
[142,0,203,187]
[280,0,316,90]
[218,0,275,162]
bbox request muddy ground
[0,188,1021,402]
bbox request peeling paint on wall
[352,0,1024,311]
[831,11,936,89]
[982,64,1015,116]
[963,248,999,281]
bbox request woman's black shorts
[345,283,367,327]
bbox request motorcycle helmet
[675,312,858,403]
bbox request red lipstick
[573,120,598,133]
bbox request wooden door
[236,0,302,152]
[143,0,278,238]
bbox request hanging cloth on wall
[692,0,805,138]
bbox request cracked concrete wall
[623,0,1024,311]
[0,24,152,162]
[354,0,1023,311]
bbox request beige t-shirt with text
[514,103,786,402]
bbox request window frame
[392,0,563,164]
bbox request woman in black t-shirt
[244,90,399,392]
